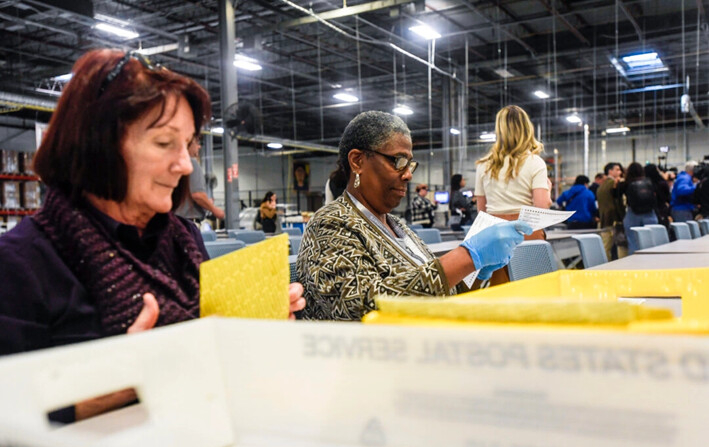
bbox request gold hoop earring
[354,172,361,189]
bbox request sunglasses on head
[99,50,162,95]
[364,148,418,174]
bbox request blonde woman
[474,105,552,284]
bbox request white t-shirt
[475,154,549,214]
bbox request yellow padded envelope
[200,233,290,319]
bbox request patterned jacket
[297,193,455,321]
[410,195,437,226]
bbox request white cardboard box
[0,317,708,446]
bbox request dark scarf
[32,188,203,336]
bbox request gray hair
[686,160,698,173]
[335,111,411,177]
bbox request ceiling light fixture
[52,73,73,82]
[533,90,550,99]
[493,68,514,79]
[393,105,413,116]
[267,142,283,149]
[566,114,582,124]
[234,55,262,71]
[449,128,461,135]
[211,127,224,135]
[333,93,359,103]
[409,24,441,40]
[480,132,496,141]
[606,126,630,134]
[95,22,139,39]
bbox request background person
[297,111,531,321]
[474,105,551,285]
[670,161,698,222]
[617,162,658,254]
[597,162,626,260]
[410,183,438,228]
[556,175,597,229]
[259,191,278,233]
[175,136,225,225]
[450,173,474,230]
[589,172,605,198]
[644,163,671,228]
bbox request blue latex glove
[477,261,507,281]
[461,220,534,270]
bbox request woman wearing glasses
[0,49,305,358]
[297,111,532,321]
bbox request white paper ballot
[461,206,575,288]
[518,206,576,231]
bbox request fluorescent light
[211,127,224,135]
[52,73,73,82]
[94,14,130,26]
[35,87,61,97]
[449,128,461,135]
[392,105,413,116]
[330,83,342,88]
[94,22,139,39]
[606,126,630,134]
[493,68,514,78]
[234,55,262,71]
[137,43,179,56]
[267,142,283,149]
[333,93,359,103]
[533,90,550,99]
[409,24,441,40]
[566,114,582,124]
[480,132,496,141]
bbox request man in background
[596,162,625,260]
[670,161,698,222]
[176,137,225,225]
[589,172,605,198]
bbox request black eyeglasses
[99,51,161,95]
[365,149,418,174]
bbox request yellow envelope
[200,233,290,319]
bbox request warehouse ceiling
[0,0,707,153]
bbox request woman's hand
[127,293,160,333]
[288,282,305,320]
[460,220,533,270]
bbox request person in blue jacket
[556,175,598,229]
[670,161,698,222]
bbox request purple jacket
[0,213,207,357]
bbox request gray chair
[645,224,670,246]
[414,228,442,244]
[282,227,302,236]
[571,234,608,268]
[200,229,217,242]
[629,227,655,251]
[289,235,302,255]
[700,219,709,236]
[409,224,424,230]
[670,222,692,240]
[205,240,246,259]
[289,261,298,283]
[686,221,701,239]
[508,240,558,281]
[228,229,266,244]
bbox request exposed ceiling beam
[618,0,644,43]
[536,0,591,47]
[274,0,415,29]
